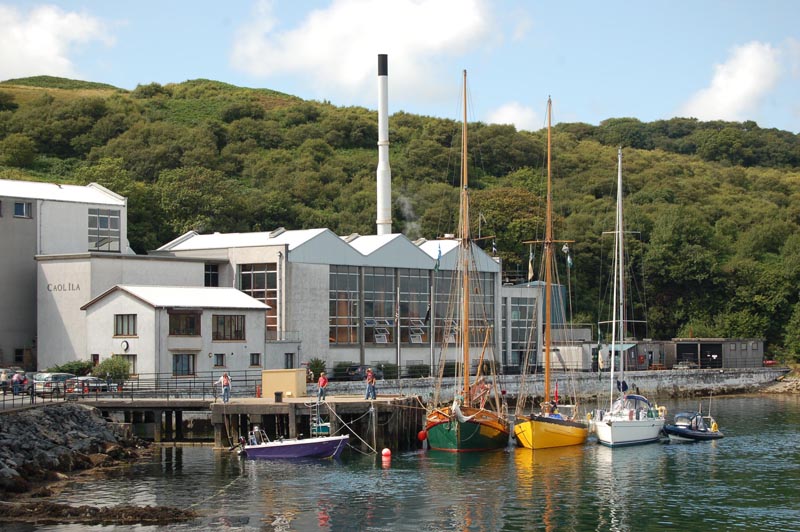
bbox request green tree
[0,133,36,167]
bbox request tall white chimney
[376,54,392,235]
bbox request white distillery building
[150,228,541,374]
[0,178,128,369]
[81,285,269,376]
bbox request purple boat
[240,427,349,459]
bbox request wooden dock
[211,394,425,453]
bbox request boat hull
[242,435,349,459]
[426,407,509,452]
[664,425,723,442]
[594,418,665,447]
[515,415,588,449]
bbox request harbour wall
[320,367,789,405]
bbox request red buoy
[417,430,428,441]
[381,448,391,457]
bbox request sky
[1,0,799,133]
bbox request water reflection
[30,396,800,531]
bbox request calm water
[11,394,800,532]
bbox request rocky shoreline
[0,403,197,525]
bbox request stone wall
[0,403,146,495]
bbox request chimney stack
[376,54,392,235]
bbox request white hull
[594,417,664,447]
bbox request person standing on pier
[317,371,328,402]
[365,368,376,400]
[217,372,231,403]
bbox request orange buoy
[381,448,391,457]
[417,430,428,441]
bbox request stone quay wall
[0,403,145,495]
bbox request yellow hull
[515,415,588,450]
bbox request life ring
[657,406,667,418]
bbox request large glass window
[114,354,137,375]
[364,267,395,345]
[239,263,277,331]
[433,269,496,347]
[399,268,430,345]
[172,353,195,376]
[503,296,537,368]
[169,311,201,336]
[114,314,137,336]
[212,315,245,341]
[329,265,359,344]
[88,208,121,252]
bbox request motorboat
[239,426,349,459]
[663,411,723,442]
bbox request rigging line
[323,403,377,454]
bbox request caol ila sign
[47,282,81,292]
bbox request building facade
[0,179,128,369]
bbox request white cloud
[679,41,781,122]
[0,4,112,80]
[485,101,541,132]
[230,0,494,103]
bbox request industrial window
[212,315,245,341]
[329,265,359,344]
[239,263,277,331]
[398,268,431,345]
[172,353,195,376]
[14,201,32,218]
[250,353,261,367]
[114,314,137,336]
[213,353,225,367]
[205,264,219,287]
[169,311,201,336]
[88,208,121,252]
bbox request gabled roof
[81,285,269,311]
[156,228,329,252]
[347,233,435,268]
[418,239,500,272]
[0,179,125,205]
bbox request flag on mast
[527,245,534,281]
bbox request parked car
[33,372,76,396]
[65,376,110,394]
[345,365,384,381]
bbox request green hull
[426,418,509,452]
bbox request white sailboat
[593,147,664,447]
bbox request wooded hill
[2,76,799,360]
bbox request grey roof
[157,228,329,252]
[0,179,125,205]
[81,285,269,310]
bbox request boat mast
[460,70,471,402]
[543,98,553,404]
[610,147,624,405]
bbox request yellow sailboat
[514,98,588,449]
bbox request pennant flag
[527,246,534,281]
[492,239,497,255]
[424,304,431,325]
[567,253,573,268]
[434,245,441,272]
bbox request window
[14,348,24,364]
[250,353,261,367]
[91,354,100,366]
[364,267,395,345]
[114,354,137,375]
[214,353,225,367]
[169,311,201,336]
[503,296,538,368]
[284,353,294,369]
[88,208,121,252]
[212,315,245,340]
[173,353,196,376]
[205,264,219,287]
[239,263,277,331]
[114,314,137,336]
[14,202,32,218]
[398,268,431,345]
[329,265,359,344]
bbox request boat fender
[711,422,718,432]
[657,406,667,418]
[586,412,593,421]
